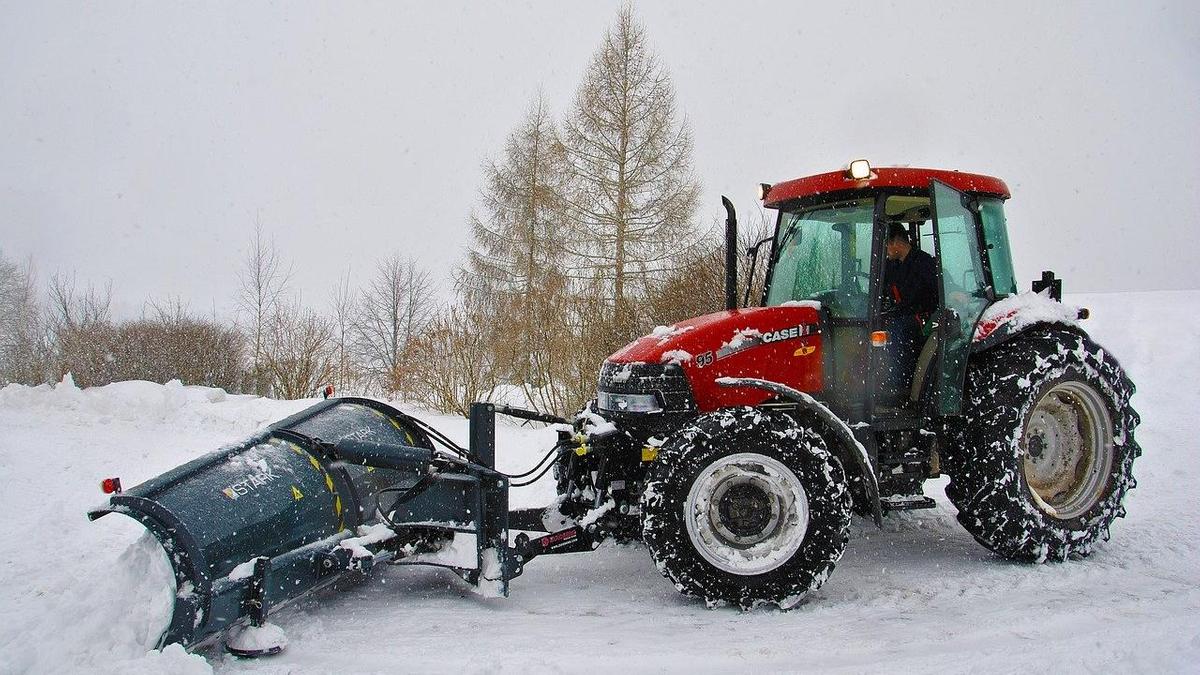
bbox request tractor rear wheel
[641,408,851,609]
[946,327,1140,562]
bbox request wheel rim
[1022,380,1114,519]
[684,453,809,576]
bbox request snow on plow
[88,397,518,656]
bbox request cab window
[766,198,874,318]
[884,195,936,256]
[979,197,1017,296]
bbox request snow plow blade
[88,398,516,652]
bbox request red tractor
[542,160,1141,609]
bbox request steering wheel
[845,269,869,293]
[879,291,899,316]
[811,279,868,315]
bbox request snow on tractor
[90,160,1140,656]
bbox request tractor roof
[763,166,1010,208]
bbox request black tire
[641,407,851,609]
[945,326,1140,562]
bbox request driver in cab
[882,222,937,395]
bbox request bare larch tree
[560,7,700,336]
[461,94,573,410]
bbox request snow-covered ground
[0,290,1197,674]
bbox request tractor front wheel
[641,408,851,609]
[946,327,1140,562]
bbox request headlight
[597,391,662,413]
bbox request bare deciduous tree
[354,254,434,397]
[406,303,499,416]
[525,272,608,416]
[144,295,191,324]
[329,270,358,394]
[46,272,112,332]
[0,251,50,385]
[264,304,335,400]
[46,272,113,387]
[646,208,775,325]
[237,220,292,395]
[110,307,244,390]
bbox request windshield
[765,198,875,318]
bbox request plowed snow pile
[0,291,1197,674]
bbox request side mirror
[1031,270,1062,301]
[742,235,775,308]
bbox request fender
[716,377,883,527]
[971,292,1088,353]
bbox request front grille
[598,361,695,412]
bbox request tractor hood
[608,303,825,412]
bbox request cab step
[880,495,937,511]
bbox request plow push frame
[89,397,582,656]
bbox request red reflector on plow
[100,477,122,494]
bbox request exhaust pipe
[722,196,737,311]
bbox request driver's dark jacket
[883,247,937,321]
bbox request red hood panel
[608,304,824,411]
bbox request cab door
[929,180,992,414]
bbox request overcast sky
[2,1,1198,319]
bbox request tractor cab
[759,161,1016,423]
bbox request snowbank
[0,374,308,433]
[0,523,205,674]
[0,290,1196,673]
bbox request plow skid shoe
[88,397,514,652]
